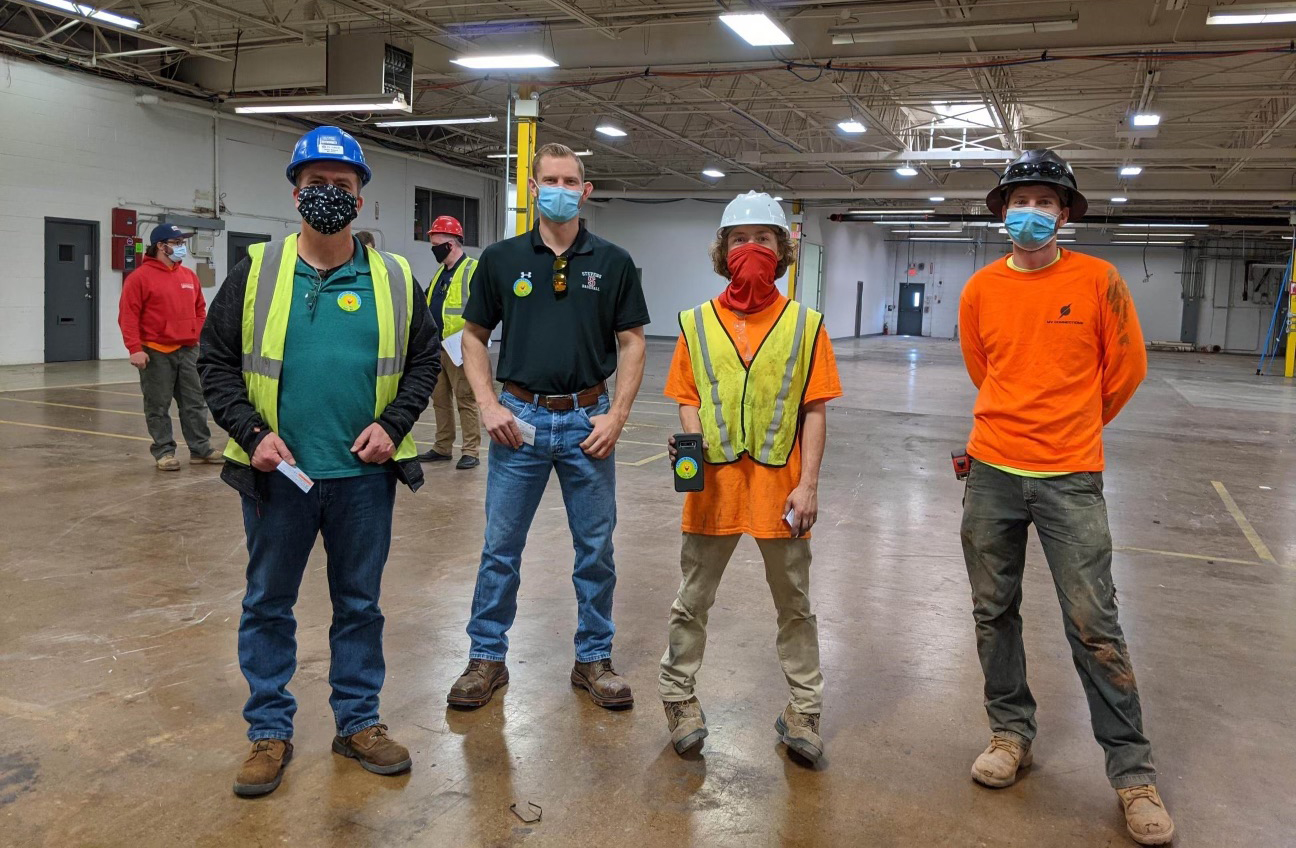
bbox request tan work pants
[432,356,480,458]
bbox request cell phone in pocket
[673,433,704,493]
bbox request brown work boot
[332,724,412,775]
[775,704,824,764]
[663,697,708,754]
[571,659,634,709]
[971,734,1033,788]
[1117,784,1175,845]
[233,739,292,797]
[447,659,509,708]
[190,448,223,464]
[155,454,181,472]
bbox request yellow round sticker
[513,278,533,298]
[675,457,699,480]
[337,291,361,312]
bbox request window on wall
[414,188,480,247]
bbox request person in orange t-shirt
[958,151,1173,847]
[658,192,841,766]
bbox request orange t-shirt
[958,250,1147,472]
[665,296,843,538]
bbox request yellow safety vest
[679,299,822,467]
[427,256,477,338]
[223,233,419,466]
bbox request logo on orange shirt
[1048,303,1084,326]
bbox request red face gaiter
[719,242,780,313]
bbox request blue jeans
[467,391,618,663]
[238,470,396,741]
[961,460,1157,788]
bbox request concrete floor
[1,337,1293,847]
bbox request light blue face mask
[167,244,188,262]
[1003,207,1059,251]
[536,185,583,223]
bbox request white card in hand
[513,415,536,446]
[784,507,798,533]
[277,460,314,493]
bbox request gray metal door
[898,282,925,336]
[228,232,271,272]
[44,218,98,362]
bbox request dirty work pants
[431,356,480,458]
[960,459,1156,788]
[659,533,823,714]
[137,345,213,460]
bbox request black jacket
[198,250,441,498]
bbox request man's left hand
[580,412,626,459]
[352,423,396,464]
[783,483,819,537]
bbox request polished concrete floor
[1,338,1293,847]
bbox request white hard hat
[717,191,790,237]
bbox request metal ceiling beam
[747,147,1296,165]
[593,188,1296,201]
[325,0,473,48]
[182,0,309,41]
[5,0,231,60]
[542,0,618,40]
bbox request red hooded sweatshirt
[118,256,207,354]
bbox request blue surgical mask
[536,185,583,223]
[1003,208,1059,251]
[167,244,188,262]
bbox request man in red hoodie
[118,223,221,471]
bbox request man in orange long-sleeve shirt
[957,151,1174,847]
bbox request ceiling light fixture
[487,150,592,159]
[451,53,558,69]
[702,168,726,178]
[595,124,627,137]
[1120,165,1144,176]
[851,209,936,215]
[1206,3,1296,24]
[895,167,919,177]
[907,237,975,242]
[830,14,1078,44]
[1111,240,1186,245]
[929,196,946,202]
[231,92,411,114]
[1119,223,1210,228]
[838,120,867,133]
[1111,196,1129,203]
[374,115,496,127]
[29,0,140,29]
[719,12,793,46]
[1132,113,1162,127]
[894,229,963,234]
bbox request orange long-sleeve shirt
[958,250,1147,472]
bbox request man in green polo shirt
[199,126,440,798]
[446,142,650,711]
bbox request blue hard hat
[286,126,372,187]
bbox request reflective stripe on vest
[427,256,477,339]
[224,233,417,466]
[679,300,821,468]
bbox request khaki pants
[659,533,823,713]
[432,356,481,457]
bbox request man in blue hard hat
[199,126,441,797]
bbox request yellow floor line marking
[0,380,136,394]
[618,451,668,467]
[634,399,677,407]
[1211,481,1277,564]
[1115,546,1262,567]
[73,387,143,398]
[0,419,150,441]
[0,396,145,416]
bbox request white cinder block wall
[0,57,499,365]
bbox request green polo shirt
[277,239,385,479]
[463,220,650,395]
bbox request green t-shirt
[277,243,385,479]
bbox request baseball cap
[149,223,194,245]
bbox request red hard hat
[428,215,464,238]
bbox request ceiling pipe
[593,189,1296,202]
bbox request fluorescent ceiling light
[488,150,592,159]
[1112,241,1186,245]
[929,196,946,202]
[851,209,936,215]
[1207,4,1296,25]
[451,53,558,69]
[30,0,141,29]
[702,168,726,178]
[374,115,496,127]
[773,196,784,201]
[838,120,867,133]
[1111,196,1129,203]
[872,220,939,226]
[1119,223,1210,228]
[908,237,974,242]
[595,125,627,137]
[830,15,1078,44]
[894,229,963,234]
[1110,232,1201,238]
[896,167,919,177]
[1132,113,1162,127]
[998,228,1076,234]
[232,93,410,114]
[1120,165,1144,176]
[719,12,793,46]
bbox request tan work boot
[190,449,224,464]
[971,734,1033,788]
[233,739,292,797]
[775,705,823,764]
[447,659,509,708]
[663,698,708,754]
[156,454,181,471]
[1117,784,1175,845]
[332,724,412,775]
[571,659,634,709]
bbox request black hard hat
[986,149,1088,219]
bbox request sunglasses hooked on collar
[552,257,568,293]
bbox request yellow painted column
[786,200,802,301]
[1285,268,1296,377]
[514,88,537,236]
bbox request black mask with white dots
[297,184,359,235]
